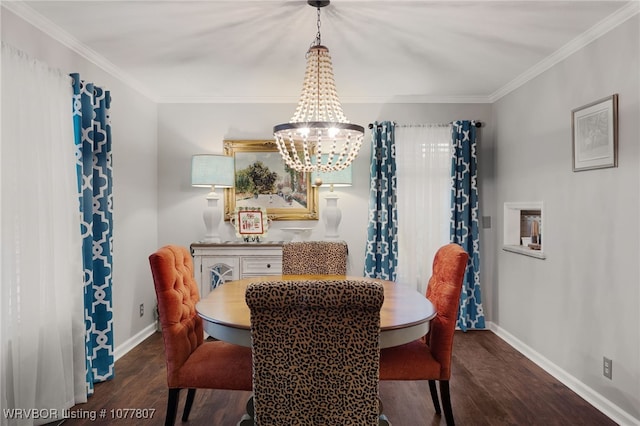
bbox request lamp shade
[312,162,353,188]
[191,154,234,188]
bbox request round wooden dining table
[196,275,436,349]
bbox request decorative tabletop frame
[223,140,318,221]
[571,94,618,172]
[232,206,269,242]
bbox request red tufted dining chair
[149,245,253,426]
[379,243,468,426]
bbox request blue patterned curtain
[364,121,398,281]
[450,120,485,330]
[71,73,114,395]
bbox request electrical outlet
[482,216,492,229]
[139,303,144,317]
[603,357,612,379]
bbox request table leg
[237,395,254,426]
[238,395,392,425]
[379,413,392,425]
[378,397,392,425]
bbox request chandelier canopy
[273,0,364,174]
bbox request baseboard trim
[114,323,156,362]
[487,321,639,426]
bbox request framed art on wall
[223,140,318,221]
[571,94,618,172]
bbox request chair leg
[166,388,180,426]
[182,388,197,421]
[428,380,441,415]
[439,380,455,426]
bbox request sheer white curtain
[396,124,452,294]
[1,42,86,425]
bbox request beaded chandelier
[273,0,364,174]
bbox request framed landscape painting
[572,94,618,172]
[223,140,318,221]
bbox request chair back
[425,243,469,380]
[149,245,204,387]
[281,241,348,275]
[246,279,384,426]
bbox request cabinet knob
[267,264,271,268]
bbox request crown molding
[156,94,492,104]
[1,1,159,102]
[4,1,637,106]
[341,95,492,104]
[489,1,640,103]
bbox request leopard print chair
[245,280,384,426]
[281,241,348,275]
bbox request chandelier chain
[313,6,322,48]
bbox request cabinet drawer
[241,256,282,275]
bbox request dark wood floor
[59,330,616,426]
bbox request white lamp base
[202,190,223,243]
[323,193,342,239]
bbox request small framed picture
[232,206,269,242]
[572,94,618,172]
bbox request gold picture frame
[223,140,318,221]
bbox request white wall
[492,15,639,423]
[157,102,493,282]
[1,9,159,351]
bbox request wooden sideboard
[190,242,284,297]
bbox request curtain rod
[368,121,482,129]
[394,123,450,128]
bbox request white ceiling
[6,1,638,103]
